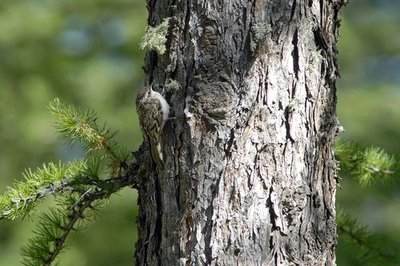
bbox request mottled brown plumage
[136,86,170,172]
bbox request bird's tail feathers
[150,140,164,172]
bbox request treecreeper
[136,85,170,172]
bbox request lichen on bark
[139,17,171,55]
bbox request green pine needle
[337,209,397,264]
[48,98,125,162]
[335,140,396,186]
[357,147,395,186]
[0,160,86,220]
[1,99,133,265]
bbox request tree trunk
[136,0,345,265]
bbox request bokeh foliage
[0,0,146,265]
[0,0,399,265]
[337,1,400,265]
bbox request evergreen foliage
[335,140,399,265]
[0,160,86,221]
[48,99,128,164]
[336,140,396,186]
[337,209,399,265]
[0,99,135,265]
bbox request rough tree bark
[135,0,346,265]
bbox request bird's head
[136,86,153,104]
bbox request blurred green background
[0,0,399,265]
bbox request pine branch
[21,195,101,266]
[20,170,137,266]
[335,140,397,186]
[337,210,397,264]
[0,160,87,220]
[0,99,146,265]
[48,98,128,163]
[0,161,137,221]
